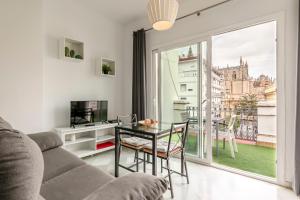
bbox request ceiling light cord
[145,0,233,32]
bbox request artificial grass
[164,133,276,177]
[163,134,198,154]
[185,135,276,178]
[186,134,198,155]
[212,141,276,177]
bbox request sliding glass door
[156,39,212,162]
[152,19,281,183]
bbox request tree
[237,94,258,115]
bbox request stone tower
[188,46,193,57]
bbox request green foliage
[70,50,75,58]
[236,94,258,115]
[75,55,83,60]
[65,47,70,57]
[102,64,112,74]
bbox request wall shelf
[59,37,84,62]
[97,58,116,77]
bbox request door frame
[149,12,287,186]
[154,37,213,164]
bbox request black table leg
[181,150,184,174]
[115,128,120,177]
[152,135,157,176]
[216,122,219,157]
[147,154,150,163]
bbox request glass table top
[115,122,172,136]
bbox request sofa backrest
[28,132,63,152]
[0,117,44,200]
[0,116,13,130]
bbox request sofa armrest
[28,132,63,152]
[84,173,168,200]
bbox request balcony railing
[184,106,258,142]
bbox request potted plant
[70,50,75,58]
[102,64,112,75]
[65,47,70,57]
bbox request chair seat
[121,137,150,150]
[143,147,182,159]
[144,140,181,153]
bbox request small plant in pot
[65,47,70,57]
[102,64,112,75]
[70,50,75,58]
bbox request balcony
[182,106,276,178]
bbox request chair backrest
[117,114,137,125]
[227,114,237,131]
[166,121,189,158]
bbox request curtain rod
[145,0,233,32]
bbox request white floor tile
[84,150,298,200]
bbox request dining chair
[216,114,238,158]
[117,114,150,172]
[142,121,190,199]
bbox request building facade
[217,57,274,111]
[177,47,223,117]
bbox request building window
[232,71,237,80]
[180,84,187,92]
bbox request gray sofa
[0,117,167,200]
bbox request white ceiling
[77,0,228,24]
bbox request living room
[0,0,300,199]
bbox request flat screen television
[70,101,108,127]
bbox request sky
[212,21,277,78]
[169,21,276,79]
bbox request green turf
[212,141,276,177]
[162,134,198,155]
[163,133,276,177]
[186,135,198,155]
[182,135,276,178]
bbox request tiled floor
[84,149,298,200]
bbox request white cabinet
[55,123,117,158]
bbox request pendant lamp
[147,0,179,31]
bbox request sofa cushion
[84,173,168,200]
[0,129,44,200]
[0,116,13,130]
[28,132,63,152]
[41,165,114,200]
[42,147,85,182]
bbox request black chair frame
[117,114,145,172]
[142,121,190,199]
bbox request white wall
[43,0,125,130]
[123,0,298,185]
[0,0,44,133]
[0,0,126,132]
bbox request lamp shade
[148,0,179,31]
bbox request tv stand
[55,123,117,158]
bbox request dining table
[114,122,172,177]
